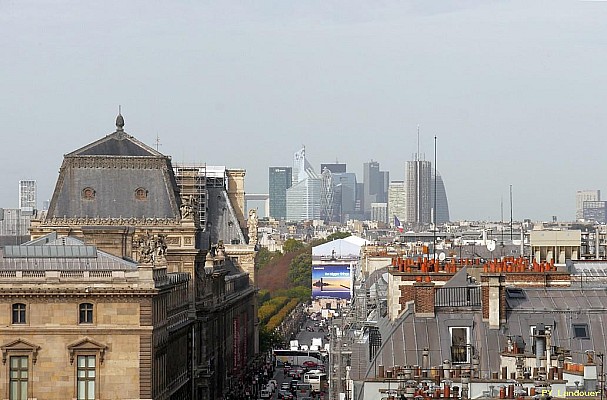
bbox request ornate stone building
[0,233,191,400]
[18,114,258,399]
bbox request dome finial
[116,105,124,131]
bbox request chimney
[481,273,505,329]
[414,281,435,317]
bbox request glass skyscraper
[268,167,292,220]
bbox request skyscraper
[320,168,334,221]
[333,172,357,222]
[388,180,406,223]
[432,170,450,224]
[405,160,450,226]
[268,167,292,220]
[405,159,432,225]
[363,161,389,219]
[320,163,346,174]
[286,147,321,221]
[576,190,600,221]
[19,180,36,212]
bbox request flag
[394,215,403,232]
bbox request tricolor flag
[394,215,404,232]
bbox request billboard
[312,264,352,300]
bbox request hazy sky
[2,1,606,221]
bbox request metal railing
[435,286,481,308]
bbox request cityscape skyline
[2,1,607,221]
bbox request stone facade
[0,237,191,400]
[10,115,258,400]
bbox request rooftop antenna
[510,184,513,241]
[501,196,504,248]
[433,135,437,261]
[155,133,162,152]
[417,124,420,161]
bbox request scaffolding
[173,164,226,230]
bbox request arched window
[79,303,94,324]
[12,303,26,324]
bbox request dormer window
[82,187,96,200]
[135,187,147,200]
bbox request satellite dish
[438,252,446,261]
[487,240,496,252]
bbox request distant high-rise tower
[320,163,346,174]
[286,147,321,221]
[405,160,450,226]
[19,180,37,212]
[405,159,432,225]
[320,168,334,221]
[268,167,292,220]
[576,190,600,221]
[363,161,389,219]
[432,170,450,224]
[582,201,606,223]
[388,180,406,223]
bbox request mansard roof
[45,115,181,220]
[0,234,138,271]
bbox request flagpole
[433,135,437,262]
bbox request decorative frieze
[42,216,179,226]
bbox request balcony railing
[435,286,481,308]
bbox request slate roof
[0,234,137,271]
[45,117,181,220]
[206,187,246,246]
[354,277,607,385]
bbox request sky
[1,0,606,222]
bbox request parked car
[278,390,294,399]
[303,360,318,368]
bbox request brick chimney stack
[481,273,506,329]
[414,281,435,317]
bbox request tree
[283,238,305,253]
[255,247,282,270]
[326,231,351,241]
[288,252,312,287]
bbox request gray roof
[206,187,246,245]
[66,128,163,158]
[0,235,137,271]
[46,128,181,220]
[356,283,607,383]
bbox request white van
[260,388,271,398]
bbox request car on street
[278,390,294,399]
[302,360,318,368]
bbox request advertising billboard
[312,264,352,299]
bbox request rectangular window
[79,303,94,324]
[449,327,470,363]
[9,356,28,400]
[77,355,96,400]
[573,324,589,339]
[12,304,26,324]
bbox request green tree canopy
[283,238,305,253]
[288,251,312,288]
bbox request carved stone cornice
[41,216,179,226]
[65,156,168,170]
[0,289,157,299]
